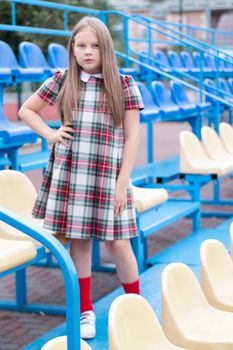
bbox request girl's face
[73,27,102,74]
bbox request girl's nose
[85,48,92,55]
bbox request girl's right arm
[19,92,74,146]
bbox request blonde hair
[57,16,125,128]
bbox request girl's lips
[84,59,94,63]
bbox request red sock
[78,276,94,313]
[122,279,140,294]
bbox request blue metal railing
[135,16,233,63]
[149,19,233,49]
[1,0,100,35]
[0,205,80,350]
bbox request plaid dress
[32,71,144,240]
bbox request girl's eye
[77,44,85,48]
[93,44,99,48]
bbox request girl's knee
[105,239,131,253]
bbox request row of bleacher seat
[180,125,233,176]
[0,41,65,172]
[137,80,212,124]
[2,40,233,86]
[131,122,233,232]
[161,233,233,350]
[139,49,233,78]
[205,78,233,105]
[0,40,135,82]
[0,41,65,83]
[107,231,233,350]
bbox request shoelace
[80,312,96,324]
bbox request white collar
[80,71,103,82]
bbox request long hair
[57,16,125,128]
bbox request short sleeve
[36,70,67,106]
[121,75,144,111]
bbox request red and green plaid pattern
[33,73,144,240]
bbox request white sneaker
[80,310,96,339]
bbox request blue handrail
[136,16,233,63]
[1,0,100,35]
[149,18,233,48]
[0,205,80,350]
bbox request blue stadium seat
[0,41,46,82]
[192,52,214,78]
[138,50,157,77]
[228,78,233,94]
[151,81,180,119]
[170,81,211,114]
[167,50,189,73]
[154,50,172,73]
[223,58,233,74]
[19,41,56,77]
[203,53,228,78]
[180,51,200,77]
[170,81,197,115]
[48,43,68,70]
[136,82,161,122]
[0,105,38,143]
[0,42,13,83]
[218,78,233,102]
[219,57,233,75]
[204,79,226,111]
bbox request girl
[19,16,144,339]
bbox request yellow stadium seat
[108,294,188,350]
[162,262,233,349]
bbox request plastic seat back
[162,263,210,345]
[0,170,40,243]
[192,51,208,69]
[201,126,232,160]
[218,78,232,96]
[0,40,19,69]
[154,50,171,69]
[204,79,217,103]
[48,43,68,69]
[19,41,49,68]
[180,51,196,68]
[179,130,217,173]
[109,294,187,350]
[219,122,233,154]
[201,239,233,311]
[204,53,216,69]
[0,170,37,217]
[136,82,157,109]
[41,336,92,350]
[228,78,233,94]
[138,50,151,75]
[224,58,233,69]
[170,81,190,105]
[151,81,176,108]
[167,50,183,68]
